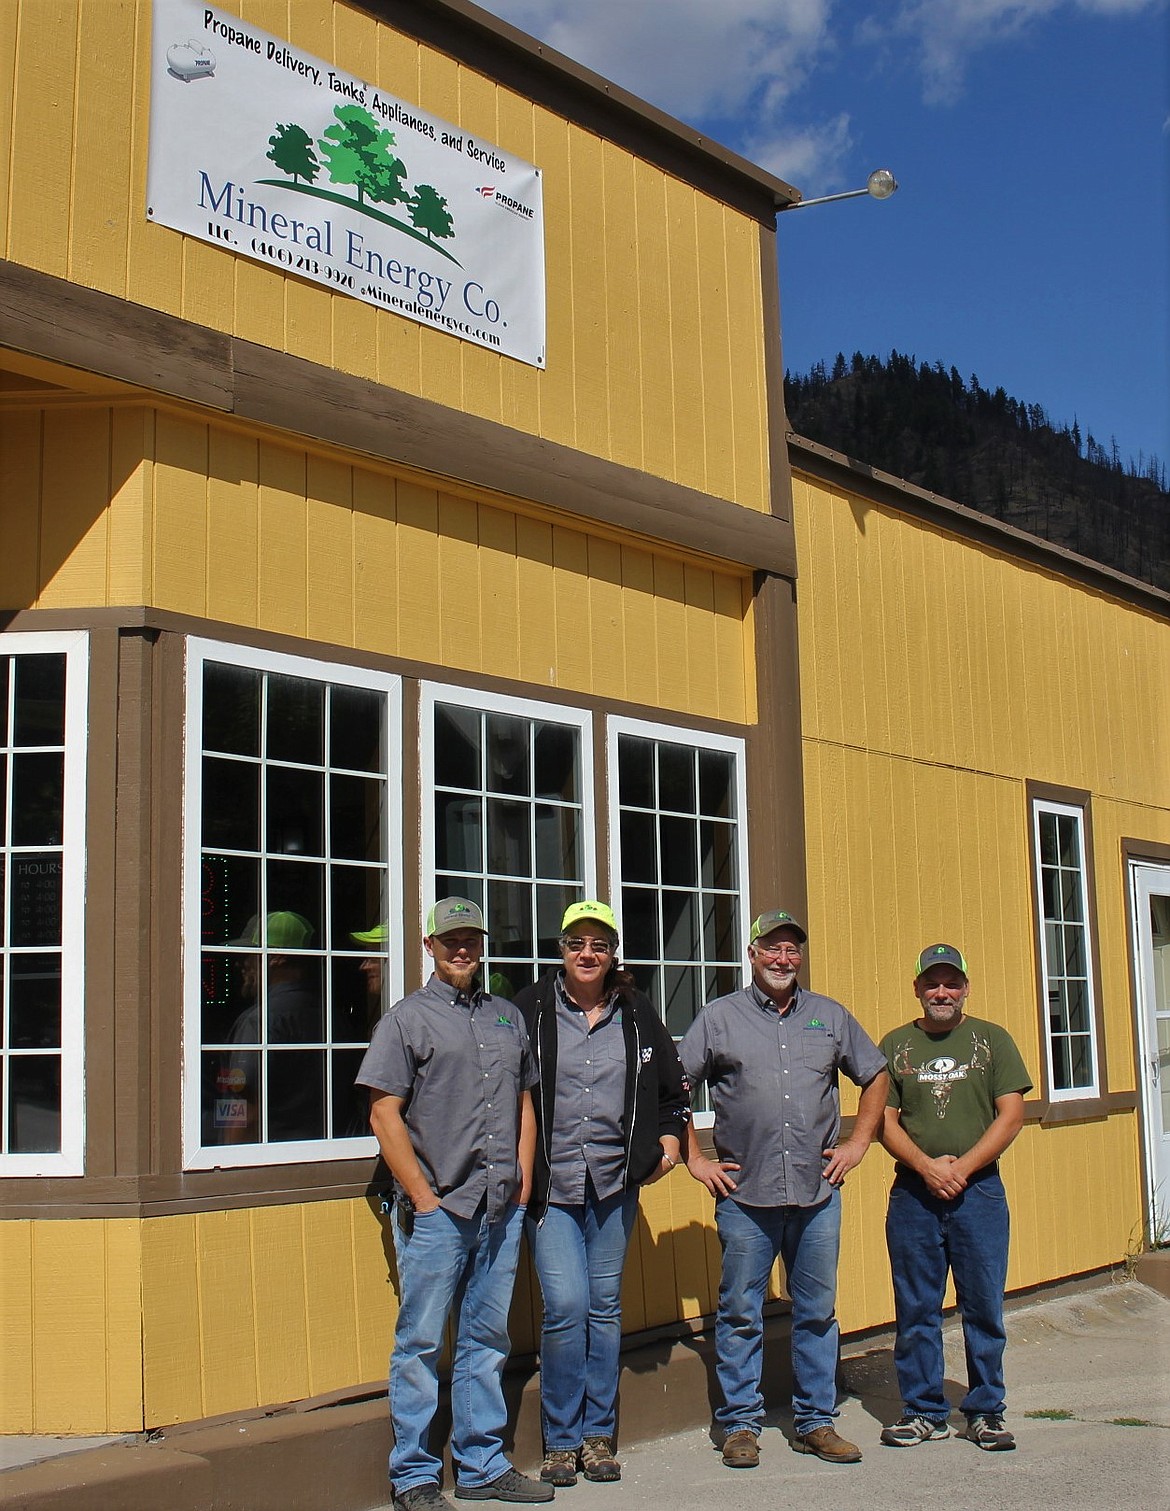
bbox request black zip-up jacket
[514,969,691,1221]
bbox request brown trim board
[0,259,796,578]
[790,435,1170,618]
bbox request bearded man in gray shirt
[357,898,551,1511]
[679,910,888,1470]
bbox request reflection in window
[612,729,746,1043]
[428,696,591,996]
[190,647,399,1161]
[1,638,85,1171]
[1033,800,1099,1096]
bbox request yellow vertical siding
[7,407,754,723]
[2,0,773,512]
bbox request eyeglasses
[752,942,803,960]
[561,937,615,955]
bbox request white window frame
[0,629,88,1177]
[419,683,596,984]
[1032,797,1100,1101]
[182,638,402,1169]
[606,716,751,1127]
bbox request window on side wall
[0,631,88,1176]
[183,640,402,1169]
[420,686,594,996]
[1031,797,1100,1100]
[608,718,749,1117]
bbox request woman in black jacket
[513,900,690,1488]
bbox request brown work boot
[792,1425,862,1463]
[721,1430,761,1468]
[581,1437,621,1482]
[540,1449,578,1487]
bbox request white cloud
[859,0,1166,104]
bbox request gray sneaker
[397,1485,455,1511]
[455,1468,555,1502]
[965,1414,1016,1451]
[880,1415,950,1447]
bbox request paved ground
[370,1281,1170,1511]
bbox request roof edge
[788,433,1170,618]
[353,0,801,219]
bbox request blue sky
[478,0,1169,472]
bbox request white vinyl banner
[148,0,546,367]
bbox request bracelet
[661,1152,677,1169]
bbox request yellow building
[1,0,1167,1444]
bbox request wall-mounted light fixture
[781,168,898,211]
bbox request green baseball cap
[230,911,314,949]
[351,922,388,947]
[749,909,807,945]
[560,900,618,935]
[427,897,486,936]
[914,943,968,978]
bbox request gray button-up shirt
[547,973,626,1204]
[356,974,538,1222]
[679,982,886,1209]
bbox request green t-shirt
[881,1015,1032,1160]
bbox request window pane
[203,664,261,757]
[436,793,483,873]
[265,859,324,940]
[486,715,530,796]
[699,750,734,818]
[333,1047,371,1138]
[1056,814,1079,867]
[486,798,531,877]
[488,880,534,959]
[1068,1034,1093,1088]
[435,705,480,789]
[1060,868,1084,922]
[618,737,654,808]
[330,865,384,953]
[9,955,61,1048]
[0,754,7,838]
[534,722,578,802]
[658,744,695,813]
[203,1048,256,1143]
[702,893,737,964]
[267,1050,326,1142]
[622,887,659,960]
[12,656,65,746]
[662,965,701,1037]
[1038,811,1057,865]
[330,774,384,862]
[535,884,574,959]
[436,874,483,911]
[662,891,699,959]
[266,766,325,857]
[202,951,258,1044]
[1051,1034,1072,1091]
[660,815,697,887]
[701,820,737,891]
[620,811,657,884]
[267,675,324,765]
[535,805,580,880]
[202,758,260,852]
[331,956,381,1045]
[10,753,64,845]
[10,854,61,947]
[1065,977,1090,1035]
[265,956,324,1043]
[705,965,741,1002]
[1041,866,1058,920]
[9,1056,61,1152]
[330,685,385,774]
[199,854,261,947]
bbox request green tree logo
[409,184,454,244]
[266,123,320,184]
[317,105,408,208]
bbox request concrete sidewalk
[476,1280,1170,1511]
[3,1275,1168,1510]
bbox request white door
[1131,861,1170,1241]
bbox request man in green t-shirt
[878,945,1032,1454]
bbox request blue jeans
[714,1190,842,1437]
[885,1171,1010,1420]
[389,1201,525,1492]
[528,1190,638,1447]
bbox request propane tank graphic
[167,40,216,81]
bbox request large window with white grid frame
[420,685,595,996]
[607,716,749,1101]
[0,630,88,1176]
[1032,797,1100,1099]
[182,639,402,1169]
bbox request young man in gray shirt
[357,898,551,1511]
[680,909,888,1469]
